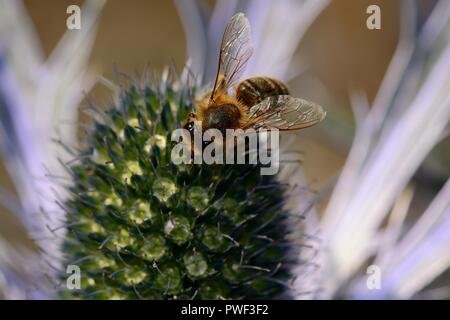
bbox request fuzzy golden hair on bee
[194,94,249,133]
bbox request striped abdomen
[235,77,289,108]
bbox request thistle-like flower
[61,74,298,299]
[1,0,450,301]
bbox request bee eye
[187,122,194,132]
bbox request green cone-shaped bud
[61,77,295,299]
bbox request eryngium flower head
[61,76,296,299]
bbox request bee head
[183,121,195,134]
[182,112,197,133]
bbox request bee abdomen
[236,77,289,108]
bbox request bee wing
[210,13,253,99]
[246,95,326,131]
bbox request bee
[183,13,326,136]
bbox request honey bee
[183,13,326,136]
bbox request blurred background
[1,0,449,299]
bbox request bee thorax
[202,104,241,133]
